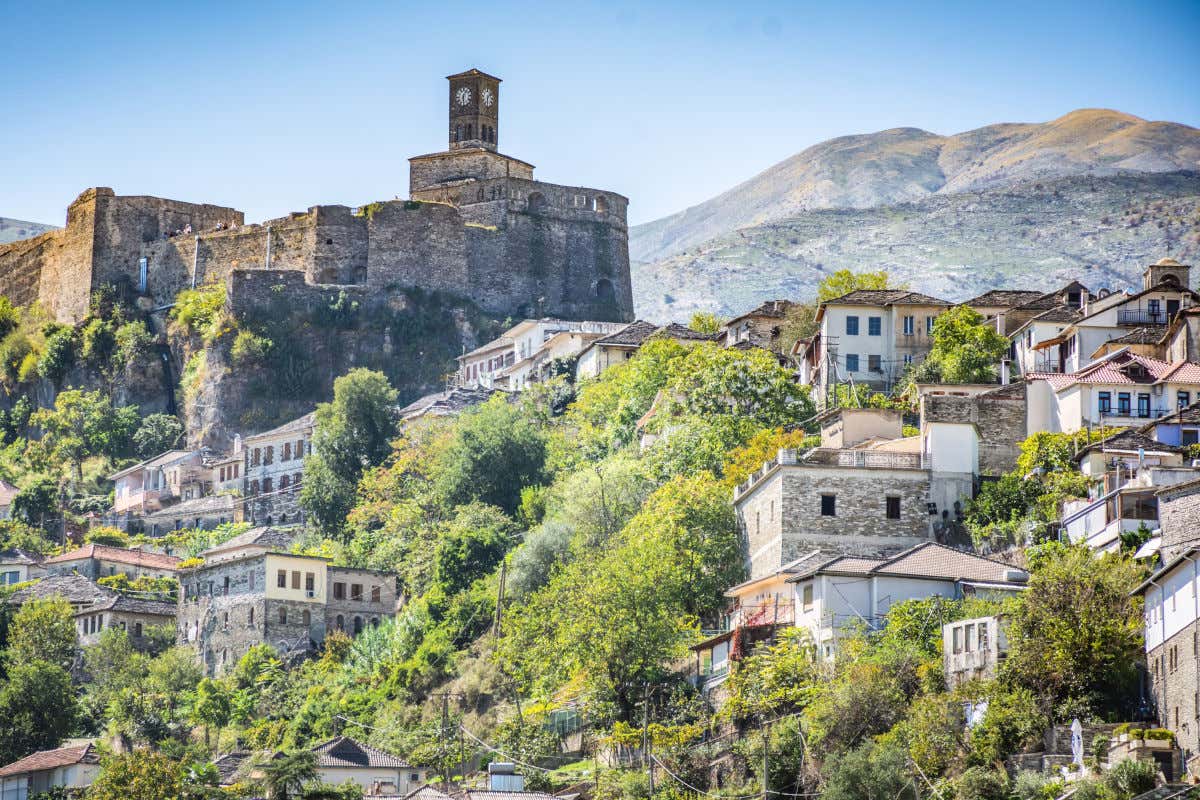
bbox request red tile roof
[0,744,98,777]
[46,544,181,571]
[1029,351,1200,391]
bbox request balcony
[1116,310,1169,326]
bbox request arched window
[527,192,547,214]
[249,607,255,625]
[263,477,273,493]
[353,616,363,634]
[280,475,290,490]
[455,125,462,142]
[302,609,311,626]
[336,614,345,630]
[279,607,287,624]
[466,124,473,140]
[594,278,615,303]
[282,443,291,461]
[250,480,260,495]
[265,515,273,525]
[279,513,288,524]
[594,195,609,213]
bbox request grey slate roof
[246,411,316,441]
[94,594,177,617]
[311,736,411,769]
[141,492,236,521]
[594,320,659,347]
[725,299,796,323]
[787,542,1027,585]
[1030,305,1084,324]
[1078,429,1184,459]
[822,289,951,307]
[0,547,45,566]
[201,526,295,557]
[399,387,504,421]
[1141,399,1200,428]
[654,322,717,342]
[6,574,116,606]
[964,289,1046,308]
[1109,327,1168,345]
[213,751,252,785]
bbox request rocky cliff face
[631,109,1200,320]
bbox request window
[903,354,913,366]
[302,609,311,626]
[351,583,363,601]
[846,316,859,336]
[296,439,305,458]
[279,607,287,624]
[1067,291,1081,307]
[1185,429,1200,446]
[1149,299,1162,319]
[802,584,814,611]
[249,572,255,591]
[336,614,345,630]
[1180,391,1192,410]
[868,316,881,336]
[845,354,859,373]
[249,607,254,625]
[354,616,363,634]
[277,570,287,588]
[978,622,989,651]
[223,576,230,596]
[820,494,836,517]
[1098,392,1112,414]
[926,316,935,335]
[965,625,975,652]
[252,448,261,466]
[885,496,901,520]
[1118,393,1131,415]
[280,475,290,490]
[903,315,915,336]
[134,622,142,637]
[251,480,260,495]
[264,446,274,465]
[263,477,273,494]
[952,626,962,654]
[371,586,381,603]
[291,571,301,590]
[293,472,302,487]
[334,582,346,600]
[1138,393,1151,418]
[305,572,315,595]
[868,354,881,372]
[282,443,291,461]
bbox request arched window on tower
[527,192,548,214]
[466,124,473,140]
[595,278,616,303]
[594,195,609,214]
[455,125,462,142]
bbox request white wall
[1145,558,1200,652]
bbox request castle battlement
[0,70,634,325]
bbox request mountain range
[631,109,1200,320]
[0,217,54,244]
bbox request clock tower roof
[446,68,502,83]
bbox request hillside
[633,171,1200,320]
[0,216,55,244]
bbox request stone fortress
[0,69,635,326]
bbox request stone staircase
[1131,785,1193,800]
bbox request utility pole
[761,719,770,800]
[493,560,507,639]
[459,723,466,785]
[441,692,451,793]
[642,684,654,798]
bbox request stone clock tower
[448,69,500,152]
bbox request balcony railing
[1117,310,1169,325]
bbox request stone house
[720,300,796,353]
[943,615,1009,689]
[140,493,239,536]
[399,386,504,424]
[1159,478,1200,563]
[798,289,951,405]
[6,574,175,652]
[787,543,1028,659]
[242,412,315,527]
[733,446,933,581]
[0,743,101,799]
[108,449,208,517]
[44,544,181,581]
[177,527,397,675]
[1026,349,1200,434]
[0,548,45,586]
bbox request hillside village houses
[456,317,626,390]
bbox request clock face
[482,87,494,107]
[455,86,472,106]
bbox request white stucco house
[310,737,425,797]
[0,742,101,800]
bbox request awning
[1134,536,1163,560]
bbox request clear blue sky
[2,0,1198,227]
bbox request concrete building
[1026,349,1200,434]
[0,743,101,800]
[44,544,180,581]
[457,318,625,390]
[786,543,1028,659]
[108,449,208,518]
[574,320,713,379]
[943,615,1009,689]
[141,493,238,536]
[733,445,933,581]
[799,289,951,405]
[242,412,314,527]
[177,527,397,675]
[0,548,45,586]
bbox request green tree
[133,413,185,458]
[820,739,918,800]
[0,660,77,763]
[817,269,897,302]
[5,595,76,670]
[88,752,185,800]
[36,326,76,385]
[192,677,234,750]
[432,502,516,596]
[434,395,547,515]
[300,368,398,535]
[910,305,1009,385]
[688,312,721,334]
[1002,544,1144,720]
[262,750,319,800]
[30,388,140,479]
[11,474,59,528]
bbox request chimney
[488,762,524,792]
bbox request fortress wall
[0,189,99,322]
[0,230,63,310]
[310,206,367,284]
[410,150,534,194]
[365,201,469,293]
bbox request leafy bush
[36,326,76,384]
[952,766,1008,800]
[1009,770,1065,800]
[1103,757,1158,795]
[170,283,228,342]
[231,329,273,365]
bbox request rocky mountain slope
[0,217,55,244]
[631,110,1200,320]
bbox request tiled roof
[399,387,504,421]
[1029,351,1200,391]
[964,289,1045,308]
[201,526,295,557]
[6,574,115,606]
[788,543,1027,585]
[1141,399,1200,428]
[0,743,98,777]
[726,299,796,323]
[654,322,718,342]
[1109,327,1167,345]
[92,594,178,617]
[109,449,195,480]
[406,787,453,800]
[822,289,950,307]
[47,544,181,571]
[311,736,411,769]
[1030,305,1083,324]
[142,492,236,521]
[213,751,252,784]
[1077,429,1182,459]
[0,547,45,565]
[246,412,316,441]
[594,320,659,347]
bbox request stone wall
[1160,480,1200,561]
[922,386,1026,475]
[324,566,397,634]
[178,556,269,675]
[1147,623,1200,759]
